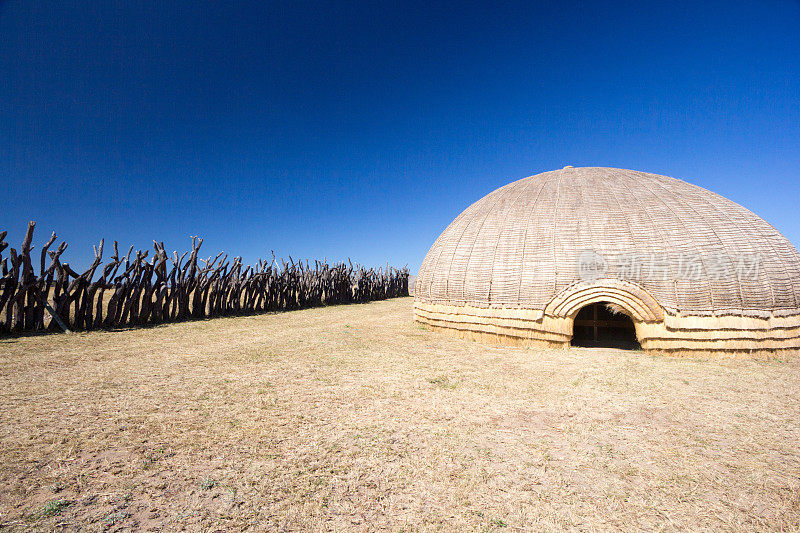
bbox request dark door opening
[571,302,640,349]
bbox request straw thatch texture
[414,167,800,354]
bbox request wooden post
[36,292,71,333]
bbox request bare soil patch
[1,297,798,530]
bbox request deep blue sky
[3,1,799,273]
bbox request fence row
[0,222,409,335]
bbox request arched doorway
[571,302,640,349]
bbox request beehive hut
[414,167,800,355]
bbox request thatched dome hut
[414,167,800,355]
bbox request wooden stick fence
[0,222,409,335]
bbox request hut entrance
[571,302,640,349]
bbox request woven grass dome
[414,167,800,355]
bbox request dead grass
[0,297,799,531]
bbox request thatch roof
[416,167,800,317]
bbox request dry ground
[1,297,799,531]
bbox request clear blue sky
[3,1,799,273]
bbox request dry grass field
[1,297,799,531]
